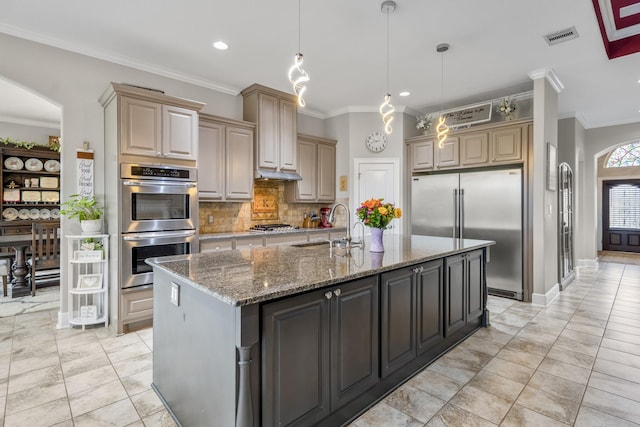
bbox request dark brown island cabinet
[147,235,494,427]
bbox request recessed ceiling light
[399,91,410,97]
[213,41,229,50]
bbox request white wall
[0,121,60,144]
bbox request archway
[0,76,62,315]
[596,141,640,254]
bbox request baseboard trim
[578,258,598,268]
[531,283,560,307]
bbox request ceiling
[2,0,640,129]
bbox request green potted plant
[60,194,104,234]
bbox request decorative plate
[29,208,40,220]
[4,157,24,171]
[39,208,51,219]
[50,208,60,219]
[2,208,18,221]
[44,159,60,172]
[18,209,30,220]
[25,158,44,172]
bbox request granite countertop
[199,227,346,241]
[148,234,495,307]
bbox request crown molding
[528,68,564,93]
[0,116,60,129]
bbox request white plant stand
[67,234,109,329]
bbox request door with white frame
[354,158,401,234]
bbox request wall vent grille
[544,26,579,45]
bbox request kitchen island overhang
[147,235,495,427]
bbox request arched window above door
[606,142,640,167]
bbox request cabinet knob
[333,289,341,297]
[413,267,420,274]
[420,266,424,272]
[325,291,333,300]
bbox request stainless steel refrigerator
[411,168,523,300]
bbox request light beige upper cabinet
[101,83,204,164]
[285,134,336,203]
[490,125,523,164]
[199,114,255,201]
[317,141,336,201]
[435,136,460,169]
[242,84,298,173]
[460,132,489,166]
[411,139,434,172]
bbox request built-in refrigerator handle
[460,188,465,241]
[453,189,458,240]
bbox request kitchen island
[147,234,494,427]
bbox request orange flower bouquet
[356,198,402,229]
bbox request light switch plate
[170,282,180,306]
[339,176,348,192]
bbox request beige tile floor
[0,259,639,426]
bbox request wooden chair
[30,223,61,296]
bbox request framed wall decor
[77,273,102,290]
[546,142,557,191]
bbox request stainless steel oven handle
[123,230,197,240]
[122,180,197,188]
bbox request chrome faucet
[328,203,351,242]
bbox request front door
[603,180,640,253]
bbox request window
[609,184,640,230]
[606,142,640,167]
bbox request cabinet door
[411,140,434,171]
[225,126,254,200]
[198,122,224,200]
[279,98,298,171]
[262,289,331,427]
[435,137,460,168]
[416,260,444,354]
[380,267,416,378]
[466,249,484,321]
[162,105,198,160]
[331,276,379,410]
[120,96,162,157]
[257,93,279,170]
[317,143,336,202]
[491,126,522,164]
[461,132,489,166]
[445,254,465,336]
[296,139,317,201]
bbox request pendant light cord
[298,0,301,53]
[386,10,390,93]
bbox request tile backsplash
[199,180,347,234]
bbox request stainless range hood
[255,169,302,181]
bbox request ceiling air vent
[544,26,579,46]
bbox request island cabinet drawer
[199,239,233,253]
[380,259,444,378]
[121,288,153,322]
[262,276,379,426]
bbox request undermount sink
[290,241,331,248]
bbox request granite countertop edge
[148,236,495,307]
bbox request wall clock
[365,131,388,152]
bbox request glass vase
[369,228,385,252]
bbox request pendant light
[436,43,450,148]
[288,0,310,107]
[379,0,396,134]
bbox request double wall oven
[120,163,198,291]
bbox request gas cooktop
[248,224,299,233]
